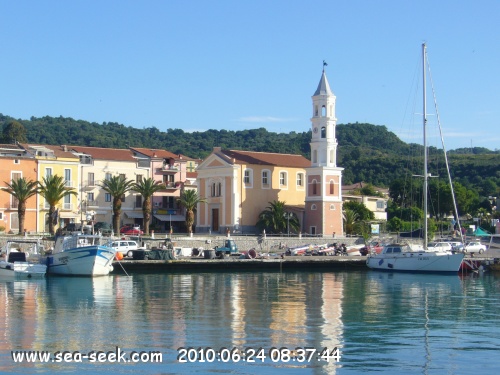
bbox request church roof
[313,70,333,96]
[217,149,311,168]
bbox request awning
[125,212,144,219]
[59,212,79,219]
[154,214,185,222]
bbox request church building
[195,67,344,236]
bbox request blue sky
[1,0,498,151]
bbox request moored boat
[366,243,464,273]
[366,44,465,274]
[42,233,116,276]
[0,239,47,279]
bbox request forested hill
[1,114,499,194]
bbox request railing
[86,200,99,207]
[161,164,179,171]
[64,180,73,188]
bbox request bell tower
[304,64,344,236]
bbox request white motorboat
[367,44,464,273]
[42,233,116,276]
[0,239,47,279]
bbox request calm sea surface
[1,270,499,374]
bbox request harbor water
[1,270,499,374]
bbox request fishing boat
[366,44,464,273]
[42,233,116,276]
[0,239,47,279]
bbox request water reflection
[0,271,498,374]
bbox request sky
[1,0,499,151]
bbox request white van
[109,240,139,257]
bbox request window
[64,194,71,210]
[0,212,3,220]
[312,179,318,195]
[11,197,19,209]
[87,192,94,202]
[279,172,287,186]
[296,173,304,187]
[330,204,336,210]
[321,126,326,138]
[312,150,317,164]
[136,174,143,183]
[14,159,20,164]
[377,201,385,209]
[330,180,334,194]
[262,170,270,188]
[314,105,318,116]
[105,193,111,202]
[217,182,222,196]
[119,174,126,181]
[88,172,95,186]
[244,169,253,188]
[121,194,126,203]
[322,105,326,116]
[135,195,142,208]
[64,169,71,187]
[311,204,317,210]
[45,168,52,178]
[105,173,112,181]
[11,172,21,182]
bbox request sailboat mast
[423,43,428,249]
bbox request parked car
[109,240,139,258]
[464,241,486,254]
[427,242,453,252]
[61,223,92,234]
[121,226,144,235]
[94,222,113,236]
[446,241,464,252]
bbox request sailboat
[366,43,465,273]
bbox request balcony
[86,200,99,207]
[162,182,181,190]
[82,180,98,190]
[161,164,179,172]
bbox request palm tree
[100,175,134,234]
[256,200,299,234]
[132,178,165,235]
[177,189,206,234]
[38,175,77,235]
[2,177,39,234]
[343,208,359,236]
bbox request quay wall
[142,235,365,253]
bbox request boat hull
[0,261,47,279]
[44,245,115,276]
[366,252,464,273]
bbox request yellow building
[19,144,80,232]
[196,148,310,234]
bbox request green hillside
[1,114,499,197]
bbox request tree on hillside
[100,176,134,235]
[38,175,77,235]
[343,201,374,221]
[177,189,207,234]
[1,120,27,143]
[2,177,39,234]
[256,200,300,234]
[132,178,165,235]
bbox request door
[212,209,219,232]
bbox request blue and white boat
[43,233,116,276]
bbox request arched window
[321,126,326,138]
[312,150,317,164]
[330,204,335,210]
[322,105,326,116]
[315,105,318,116]
[312,179,317,195]
[311,204,317,210]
